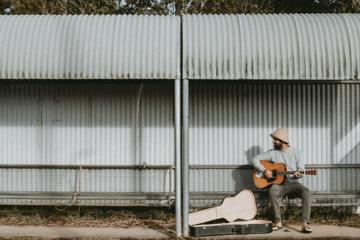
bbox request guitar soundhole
[267,170,278,183]
[267,177,276,183]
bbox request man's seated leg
[269,184,286,230]
[286,183,312,233]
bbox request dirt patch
[0,205,176,235]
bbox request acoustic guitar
[189,189,257,225]
[253,160,317,189]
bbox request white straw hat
[270,128,289,144]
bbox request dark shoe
[301,226,312,233]
[272,225,283,231]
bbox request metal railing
[189,164,360,208]
[0,164,175,207]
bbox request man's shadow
[231,146,263,192]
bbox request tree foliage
[0,0,12,14]
[6,0,175,15]
[187,0,274,14]
[10,0,117,14]
[2,0,360,15]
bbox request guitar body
[253,160,287,188]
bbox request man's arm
[252,151,272,173]
[294,150,305,179]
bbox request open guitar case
[189,189,272,237]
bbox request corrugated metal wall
[0,82,175,204]
[189,83,360,165]
[0,82,174,166]
[183,14,360,80]
[1,14,359,209]
[0,167,174,205]
[0,15,180,80]
[189,82,360,206]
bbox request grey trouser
[269,182,311,224]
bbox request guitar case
[189,189,272,237]
[190,220,272,237]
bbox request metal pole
[182,79,189,236]
[136,84,143,165]
[175,77,182,237]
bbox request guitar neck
[278,171,305,175]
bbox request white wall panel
[189,83,356,165]
[189,82,360,204]
[0,82,174,166]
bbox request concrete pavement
[201,224,360,239]
[0,226,172,239]
[0,224,359,239]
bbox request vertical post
[78,165,82,193]
[182,79,189,236]
[175,77,182,237]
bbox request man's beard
[273,143,282,150]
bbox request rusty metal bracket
[73,166,82,204]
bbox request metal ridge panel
[0,15,180,80]
[341,14,360,80]
[183,14,359,80]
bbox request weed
[0,205,175,230]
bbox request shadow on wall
[0,81,175,168]
[0,82,174,128]
[231,146,263,192]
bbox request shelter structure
[182,14,360,235]
[1,14,360,237]
[0,14,182,234]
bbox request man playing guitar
[252,128,312,233]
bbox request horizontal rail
[190,164,360,169]
[0,192,176,205]
[189,191,360,208]
[190,191,360,196]
[0,191,174,197]
[0,164,173,169]
[190,203,360,208]
[0,191,175,196]
[0,202,170,207]
[190,80,360,84]
[0,164,358,169]
[0,196,170,200]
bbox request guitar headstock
[305,169,317,175]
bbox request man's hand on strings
[264,169,273,178]
[294,170,301,178]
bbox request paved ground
[0,226,171,239]
[0,224,360,239]
[201,224,360,239]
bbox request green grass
[0,205,175,228]
[0,205,359,229]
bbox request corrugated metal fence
[0,82,175,206]
[0,14,359,210]
[189,82,360,207]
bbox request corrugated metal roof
[183,14,360,80]
[0,15,180,80]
